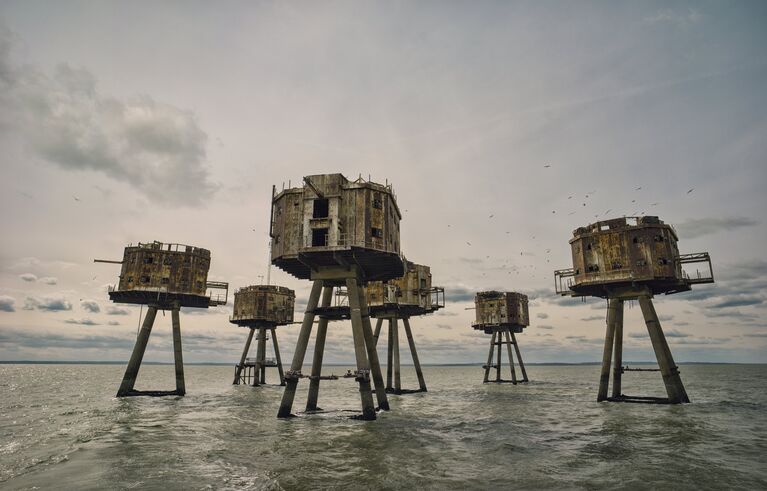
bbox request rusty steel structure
[271,174,405,420]
[365,260,445,394]
[554,216,714,404]
[95,241,228,397]
[230,285,295,386]
[472,291,530,384]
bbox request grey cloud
[80,300,100,313]
[708,295,764,309]
[743,332,767,338]
[0,34,216,206]
[444,285,476,303]
[675,217,759,240]
[23,295,73,312]
[0,295,16,312]
[536,312,549,319]
[434,324,453,330]
[537,325,555,330]
[664,329,690,338]
[64,318,100,326]
[434,310,458,317]
[106,306,131,315]
[0,327,134,351]
[19,273,37,282]
[107,320,121,326]
[39,277,58,285]
[580,315,604,322]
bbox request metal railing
[554,268,575,295]
[302,232,394,253]
[677,252,714,284]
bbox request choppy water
[1,363,766,490]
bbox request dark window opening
[274,235,280,245]
[163,256,173,265]
[636,260,647,266]
[140,275,150,283]
[587,264,600,272]
[161,277,170,284]
[632,237,638,244]
[654,235,664,242]
[127,276,134,283]
[612,262,622,270]
[575,269,580,275]
[196,281,203,289]
[312,228,328,246]
[371,227,384,238]
[586,243,592,250]
[143,256,154,264]
[658,258,669,265]
[420,278,427,289]
[372,193,382,209]
[313,199,329,218]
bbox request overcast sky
[1,1,765,366]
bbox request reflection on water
[1,364,766,489]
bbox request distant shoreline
[0,361,762,366]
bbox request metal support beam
[271,327,285,386]
[278,280,322,418]
[346,277,377,420]
[495,329,502,382]
[504,330,518,384]
[403,317,427,392]
[611,300,624,399]
[255,326,267,385]
[483,331,496,383]
[117,306,157,397]
[234,327,255,385]
[511,332,528,382]
[386,319,393,389]
[598,299,620,401]
[638,296,690,403]
[373,318,383,347]
[171,305,185,395]
[306,286,333,411]
[357,288,389,410]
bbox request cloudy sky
[1,1,765,365]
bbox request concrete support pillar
[598,299,620,401]
[117,306,158,397]
[504,330,518,384]
[171,306,185,395]
[357,288,389,410]
[306,286,333,411]
[495,329,502,382]
[254,325,267,386]
[233,327,255,385]
[511,332,528,382]
[373,318,383,346]
[386,319,393,389]
[278,280,322,418]
[392,317,402,393]
[346,277,377,420]
[271,327,285,386]
[611,300,624,399]
[402,317,427,392]
[483,331,496,383]
[638,295,690,404]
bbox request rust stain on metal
[365,260,445,317]
[472,291,529,333]
[230,285,295,326]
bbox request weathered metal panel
[117,241,210,296]
[231,285,295,325]
[473,291,529,329]
[365,261,433,310]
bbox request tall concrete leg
[346,277,377,420]
[611,300,624,399]
[392,317,402,393]
[504,330,518,384]
[511,332,528,382]
[277,280,322,418]
[496,329,503,382]
[373,318,383,347]
[271,328,285,386]
[171,306,185,396]
[254,325,267,386]
[638,296,690,403]
[403,317,427,392]
[483,331,496,383]
[306,286,333,411]
[233,328,255,385]
[357,288,389,410]
[598,299,619,401]
[117,306,158,396]
[386,319,393,389]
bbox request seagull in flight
[544,164,551,168]
[73,196,81,202]
[687,188,694,194]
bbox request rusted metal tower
[365,260,445,394]
[472,291,530,384]
[554,216,714,403]
[95,241,228,397]
[270,174,405,420]
[230,285,295,386]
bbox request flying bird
[544,164,551,168]
[489,214,494,218]
[73,196,80,202]
[466,242,472,246]
[687,188,694,194]
[650,202,659,206]
[635,186,642,190]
